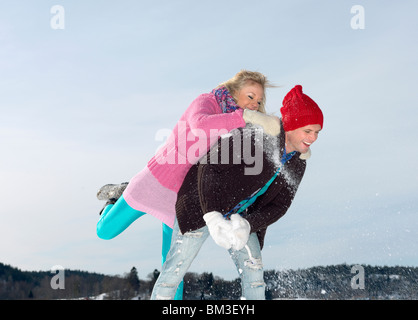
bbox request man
[151,85,324,300]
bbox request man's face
[285,124,322,154]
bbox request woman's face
[285,124,322,154]
[235,82,264,111]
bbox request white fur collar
[299,148,311,160]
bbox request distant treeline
[1,262,417,300]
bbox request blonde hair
[218,70,275,114]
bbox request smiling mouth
[303,142,312,146]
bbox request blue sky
[1,0,417,281]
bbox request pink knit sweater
[123,93,245,227]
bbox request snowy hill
[1,262,417,300]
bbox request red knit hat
[280,85,324,131]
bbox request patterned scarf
[211,85,240,113]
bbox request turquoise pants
[96,195,184,300]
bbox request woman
[151,85,324,300]
[95,70,277,299]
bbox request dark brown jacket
[175,123,308,249]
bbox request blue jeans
[151,219,266,300]
[96,195,184,300]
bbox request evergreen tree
[126,267,140,292]
[198,272,214,299]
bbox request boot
[97,182,128,201]
[99,198,117,215]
